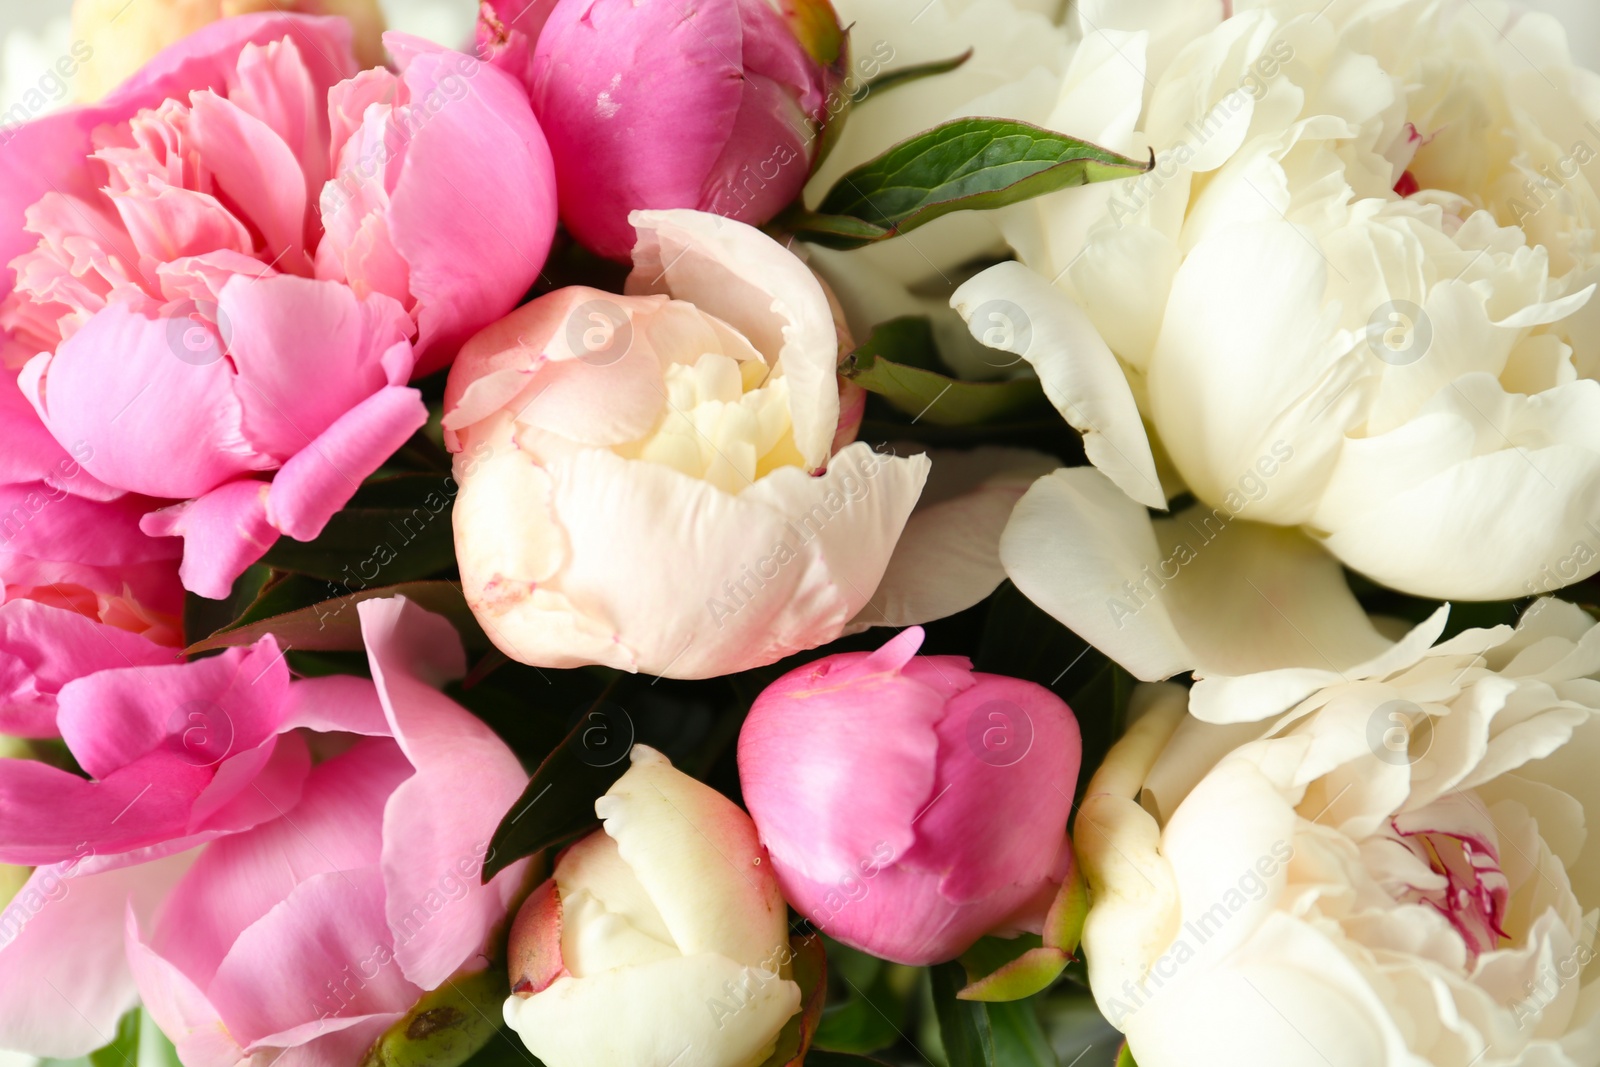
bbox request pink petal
[221,273,413,462]
[0,370,120,498]
[0,599,174,738]
[126,907,241,1067]
[902,675,1080,904]
[387,41,557,374]
[359,596,530,989]
[280,673,391,736]
[0,854,190,1057]
[225,37,334,243]
[188,91,310,273]
[141,479,279,600]
[265,383,427,542]
[149,737,410,990]
[208,868,421,1045]
[23,303,260,500]
[56,636,290,779]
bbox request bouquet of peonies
[1,0,1598,1065]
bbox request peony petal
[856,446,1059,629]
[359,596,530,990]
[598,747,789,968]
[188,91,310,273]
[627,209,840,469]
[141,479,279,600]
[952,263,1164,509]
[507,953,800,1067]
[23,303,259,501]
[221,273,413,463]
[265,384,428,542]
[0,854,191,1058]
[385,38,558,375]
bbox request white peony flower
[1078,598,1600,1066]
[957,0,1600,600]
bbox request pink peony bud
[529,0,847,260]
[738,627,1082,965]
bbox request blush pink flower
[0,597,527,1061]
[0,13,558,599]
[738,626,1082,965]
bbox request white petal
[597,747,789,968]
[506,954,800,1067]
[627,210,839,469]
[953,263,1164,508]
[856,446,1058,629]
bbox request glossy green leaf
[261,474,458,583]
[1117,1042,1139,1067]
[362,969,506,1067]
[803,1054,894,1067]
[842,318,1050,427]
[481,686,632,883]
[931,961,1054,1067]
[787,119,1151,249]
[756,934,829,1067]
[813,947,909,1055]
[958,935,1069,1004]
[854,49,973,103]
[185,576,486,655]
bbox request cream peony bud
[443,209,930,679]
[504,746,801,1067]
[70,0,387,101]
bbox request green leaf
[802,1054,894,1067]
[787,119,1151,249]
[842,318,1050,428]
[813,945,909,1055]
[931,960,995,1066]
[756,933,829,1067]
[185,576,487,655]
[854,49,973,103]
[481,686,633,883]
[183,563,271,649]
[362,968,506,1067]
[136,1008,182,1067]
[261,474,458,584]
[1117,1042,1140,1067]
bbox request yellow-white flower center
[614,352,805,494]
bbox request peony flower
[0,13,558,599]
[127,597,529,1065]
[956,0,1600,601]
[1077,599,1600,1066]
[738,626,1081,965]
[527,0,847,261]
[443,209,930,679]
[69,0,389,102]
[0,595,527,1060]
[504,745,800,1067]
[0,484,184,736]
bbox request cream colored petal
[953,263,1165,509]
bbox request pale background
[0,0,1595,103]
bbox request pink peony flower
[0,597,528,1060]
[0,14,558,599]
[0,483,185,737]
[738,626,1082,965]
[527,0,847,260]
